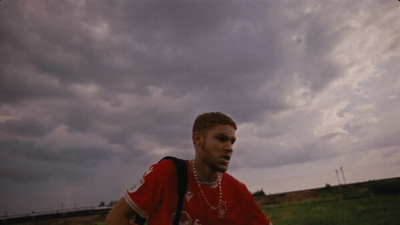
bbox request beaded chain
[192,160,223,210]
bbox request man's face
[200,124,236,173]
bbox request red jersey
[124,159,272,225]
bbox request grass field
[260,178,400,225]
[263,194,400,225]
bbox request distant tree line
[252,189,266,198]
[98,200,118,207]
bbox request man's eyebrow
[215,133,234,138]
[215,133,236,143]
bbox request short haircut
[192,112,237,134]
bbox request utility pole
[335,169,341,185]
[340,167,346,184]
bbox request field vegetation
[259,178,400,225]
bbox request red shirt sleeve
[247,190,272,224]
[223,173,272,224]
[123,159,176,218]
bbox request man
[106,112,272,225]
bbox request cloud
[0,0,399,214]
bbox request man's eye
[217,137,228,142]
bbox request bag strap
[133,156,188,225]
[162,156,188,225]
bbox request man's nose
[225,141,233,152]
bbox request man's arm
[106,197,138,225]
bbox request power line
[340,167,346,184]
[335,169,341,185]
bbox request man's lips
[221,156,231,164]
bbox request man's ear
[192,132,202,148]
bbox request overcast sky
[1,0,399,215]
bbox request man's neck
[192,158,220,182]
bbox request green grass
[262,195,400,225]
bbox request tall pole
[340,167,346,184]
[335,169,341,185]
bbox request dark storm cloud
[0,163,54,183]
[232,129,340,170]
[0,137,112,166]
[0,116,51,137]
[0,0,283,118]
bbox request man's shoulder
[152,157,189,176]
[156,157,180,168]
[142,158,177,178]
[157,157,189,168]
[223,172,247,189]
[223,172,241,182]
